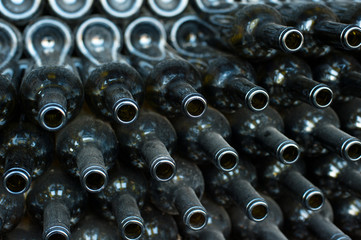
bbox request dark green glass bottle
[171,107,239,172]
[20,16,84,131]
[0,120,54,194]
[93,164,147,240]
[76,16,145,124]
[56,114,118,193]
[333,98,361,139]
[226,106,300,164]
[124,16,207,118]
[149,156,208,231]
[26,168,87,240]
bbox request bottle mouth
[280,28,304,53]
[48,0,93,19]
[82,167,109,193]
[342,139,361,161]
[44,226,70,240]
[304,189,324,211]
[184,207,208,231]
[121,217,144,240]
[277,142,300,165]
[215,148,239,172]
[0,0,42,21]
[114,99,139,124]
[246,88,269,112]
[310,85,333,109]
[100,0,143,18]
[247,199,269,222]
[151,157,176,182]
[342,26,361,49]
[3,168,31,194]
[148,0,188,18]
[39,104,67,131]
[182,94,207,118]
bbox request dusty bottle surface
[171,107,239,171]
[76,16,145,124]
[48,0,93,21]
[113,110,176,182]
[0,0,44,25]
[147,0,188,18]
[0,120,54,194]
[93,164,147,240]
[26,168,87,240]
[20,16,84,131]
[97,0,143,19]
[227,106,300,164]
[56,114,118,193]
[149,156,208,231]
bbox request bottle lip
[113,99,139,124]
[148,0,188,18]
[81,166,109,193]
[38,103,67,131]
[0,0,42,21]
[310,85,333,109]
[3,167,31,194]
[215,148,239,172]
[183,206,208,231]
[182,93,207,118]
[280,28,304,53]
[121,216,144,240]
[303,188,324,211]
[342,138,361,162]
[43,225,71,240]
[194,0,239,14]
[277,141,300,165]
[150,157,176,182]
[342,25,361,50]
[48,0,93,20]
[246,198,269,222]
[245,87,269,112]
[99,0,143,18]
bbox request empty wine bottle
[256,54,333,109]
[230,194,287,240]
[280,196,351,240]
[169,15,269,112]
[124,16,207,118]
[0,120,54,194]
[0,179,24,235]
[113,110,176,182]
[260,157,324,211]
[147,0,188,18]
[76,16,144,124]
[141,203,178,240]
[312,51,361,103]
[98,0,143,19]
[171,107,239,172]
[20,17,84,131]
[282,103,361,162]
[48,0,93,21]
[71,214,120,240]
[202,158,269,222]
[93,164,147,240]
[0,0,44,25]
[200,3,304,61]
[149,156,208,231]
[276,2,361,57]
[333,98,361,138]
[177,196,231,240]
[227,106,300,164]
[26,168,87,240]
[56,114,118,193]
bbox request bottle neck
[199,229,226,240]
[43,200,71,240]
[338,167,361,196]
[198,131,239,172]
[340,71,361,97]
[308,213,351,240]
[256,222,288,240]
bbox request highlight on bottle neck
[277,141,300,165]
[148,0,188,18]
[114,99,139,124]
[3,168,31,194]
[48,0,93,20]
[310,85,333,109]
[100,0,143,19]
[303,189,325,211]
[182,93,207,118]
[0,0,42,23]
[246,88,269,112]
[44,227,70,240]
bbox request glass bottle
[148,156,208,231]
[26,168,87,240]
[20,16,84,131]
[327,1,361,28]
[226,106,300,164]
[0,120,54,194]
[276,2,361,57]
[97,0,143,19]
[230,194,288,240]
[147,0,188,18]
[169,14,269,113]
[202,158,269,222]
[4,226,42,240]
[333,97,361,139]
[124,16,207,118]
[48,0,93,21]
[56,114,118,193]
[113,110,176,182]
[93,164,147,240]
[0,0,44,26]
[75,16,145,124]
[257,54,333,109]
[171,107,239,172]
[141,203,178,240]
[282,103,361,162]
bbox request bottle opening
[148,0,188,17]
[154,161,176,181]
[218,150,239,171]
[0,0,42,20]
[48,234,68,240]
[123,222,143,240]
[249,202,268,222]
[345,141,361,161]
[183,95,207,118]
[345,27,361,49]
[305,191,324,211]
[282,29,304,52]
[84,172,107,192]
[4,171,29,194]
[313,86,333,108]
[100,0,143,18]
[49,0,93,19]
[115,100,139,124]
[280,143,300,164]
[39,105,67,131]
[187,210,207,230]
[248,89,269,112]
